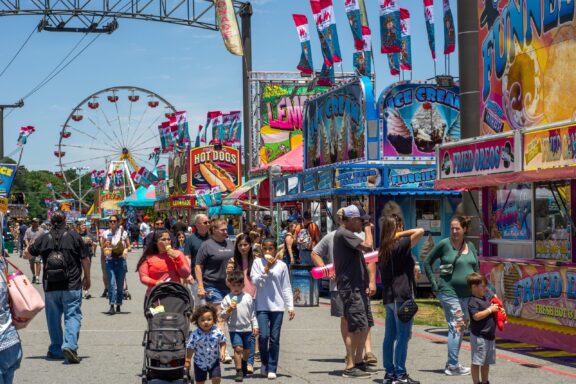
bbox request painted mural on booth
[304,81,366,168]
[255,84,328,169]
[190,146,241,194]
[482,262,576,328]
[380,82,460,157]
[478,0,576,135]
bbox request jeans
[383,303,413,377]
[438,293,470,367]
[257,311,284,373]
[44,289,83,355]
[0,343,22,384]
[106,258,126,306]
[247,334,256,366]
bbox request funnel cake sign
[438,136,515,179]
[478,0,576,134]
[379,82,460,158]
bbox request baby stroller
[142,282,193,383]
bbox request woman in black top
[379,215,424,384]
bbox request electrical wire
[0,24,36,80]
[6,33,102,119]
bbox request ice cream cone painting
[380,83,460,157]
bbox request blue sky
[0,0,458,171]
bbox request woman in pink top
[136,229,191,295]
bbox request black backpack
[44,231,69,283]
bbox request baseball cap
[343,205,370,221]
[31,217,39,222]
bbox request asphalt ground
[8,249,576,383]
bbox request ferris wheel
[55,86,177,206]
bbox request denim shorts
[204,286,229,305]
[229,331,252,349]
[194,360,221,382]
[471,334,496,365]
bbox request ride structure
[55,86,177,209]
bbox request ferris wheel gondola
[56,86,177,206]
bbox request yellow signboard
[523,125,576,170]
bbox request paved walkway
[9,250,576,383]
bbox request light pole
[0,99,24,160]
[71,166,90,213]
[268,165,282,241]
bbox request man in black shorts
[333,204,376,379]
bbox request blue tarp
[208,205,243,216]
[118,186,157,207]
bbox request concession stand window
[534,182,572,262]
[415,199,442,236]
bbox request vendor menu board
[534,183,571,261]
[489,183,532,240]
[189,146,241,194]
[335,169,381,188]
[524,124,576,170]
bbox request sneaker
[364,352,378,366]
[83,292,92,300]
[394,374,420,384]
[444,364,471,376]
[260,366,268,377]
[254,352,261,362]
[31,276,36,284]
[101,289,108,298]
[63,348,81,364]
[246,363,254,374]
[383,373,396,384]
[223,350,233,364]
[267,372,277,380]
[342,367,371,379]
[356,362,377,374]
[234,370,244,382]
[46,351,64,360]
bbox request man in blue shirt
[18,220,27,258]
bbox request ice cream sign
[439,136,515,179]
[379,82,460,158]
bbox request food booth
[435,125,576,353]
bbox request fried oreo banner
[303,80,366,168]
[379,82,460,157]
[190,146,241,193]
[479,0,576,134]
[523,124,576,170]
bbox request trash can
[5,240,14,253]
[289,265,319,307]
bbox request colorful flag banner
[211,113,224,144]
[172,111,191,147]
[17,125,35,147]
[357,0,369,28]
[423,0,436,59]
[387,53,400,76]
[148,147,161,165]
[400,8,412,70]
[311,0,334,67]
[353,26,372,76]
[379,0,401,54]
[222,111,242,145]
[158,121,173,153]
[113,170,124,187]
[344,0,364,51]
[97,170,107,188]
[317,63,335,86]
[214,0,244,56]
[443,0,455,55]
[195,125,203,147]
[320,0,342,64]
[293,14,314,75]
[203,111,223,144]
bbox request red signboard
[189,146,241,193]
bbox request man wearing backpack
[297,211,321,265]
[24,211,91,364]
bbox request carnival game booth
[435,124,576,353]
[273,79,462,277]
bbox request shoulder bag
[1,255,45,329]
[439,240,466,276]
[111,229,126,258]
[390,241,418,323]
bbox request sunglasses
[109,220,117,223]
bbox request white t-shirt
[101,227,128,259]
[140,222,150,237]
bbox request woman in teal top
[424,216,479,377]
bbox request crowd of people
[0,207,505,384]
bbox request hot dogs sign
[189,146,241,194]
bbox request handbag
[389,243,418,323]
[1,255,45,329]
[111,229,126,258]
[439,240,466,276]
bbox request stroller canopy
[144,282,193,316]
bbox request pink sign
[439,136,515,179]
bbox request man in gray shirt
[311,209,378,373]
[24,218,45,284]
